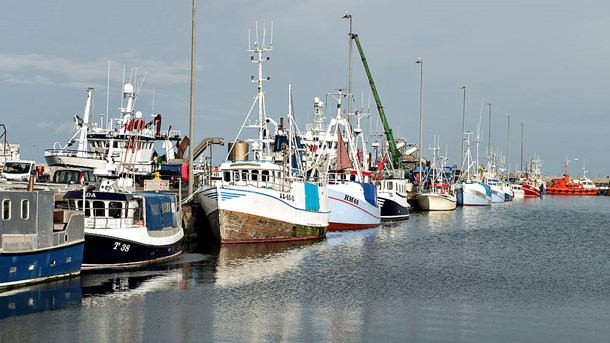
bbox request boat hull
[44,154,107,170]
[546,188,597,196]
[522,183,542,197]
[81,227,183,269]
[489,185,506,203]
[0,242,84,289]
[197,183,329,243]
[415,192,457,211]
[455,182,492,206]
[378,196,410,220]
[328,183,380,230]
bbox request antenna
[270,20,274,48]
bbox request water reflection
[0,277,82,320]
[214,239,324,287]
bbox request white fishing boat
[414,144,457,211]
[510,182,525,199]
[302,93,381,230]
[195,27,329,243]
[44,83,181,177]
[454,132,491,206]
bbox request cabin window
[76,200,91,217]
[262,170,269,182]
[21,200,29,220]
[93,200,106,216]
[109,201,122,218]
[387,182,393,191]
[162,201,171,213]
[252,170,259,181]
[223,172,231,182]
[2,199,10,220]
[241,170,248,182]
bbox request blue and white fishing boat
[0,188,85,289]
[63,183,183,269]
[195,27,329,243]
[303,93,381,230]
[454,132,491,206]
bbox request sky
[1,1,610,177]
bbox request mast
[188,0,196,195]
[248,22,273,159]
[460,85,466,168]
[77,87,94,157]
[416,57,423,192]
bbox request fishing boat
[195,29,329,243]
[414,144,456,211]
[454,132,491,206]
[0,187,85,289]
[510,182,525,199]
[303,94,380,230]
[376,171,412,219]
[44,83,181,178]
[62,182,184,269]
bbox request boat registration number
[344,195,359,205]
[113,242,131,252]
[280,193,294,201]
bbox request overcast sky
[2,1,609,176]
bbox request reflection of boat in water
[0,277,82,319]
[81,267,184,299]
[215,240,322,287]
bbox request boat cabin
[62,191,179,230]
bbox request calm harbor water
[2,196,610,342]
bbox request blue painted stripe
[221,187,331,214]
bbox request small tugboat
[62,179,184,269]
[546,160,597,196]
[0,186,85,289]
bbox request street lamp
[487,103,492,159]
[460,85,466,165]
[520,122,524,172]
[416,57,423,192]
[505,113,510,177]
[342,12,353,123]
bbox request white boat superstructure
[45,83,181,177]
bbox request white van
[2,160,36,181]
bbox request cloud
[0,53,191,88]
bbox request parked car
[138,170,181,188]
[53,168,99,186]
[1,160,36,181]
